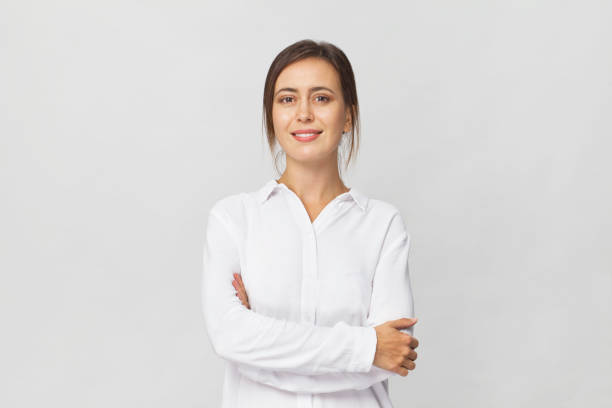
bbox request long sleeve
[236,211,415,393]
[201,206,378,375]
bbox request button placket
[285,206,316,408]
[299,230,317,408]
[280,186,355,408]
[301,227,317,324]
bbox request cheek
[272,110,292,132]
[318,107,345,129]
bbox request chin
[286,148,336,164]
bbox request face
[272,57,352,165]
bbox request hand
[232,274,419,376]
[232,273,250,310]
[373,318,419,377]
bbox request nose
[298,112,313,122]
[297,100,313,122]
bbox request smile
[291,131,322,142]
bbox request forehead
[275,57,341,91]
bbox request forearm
[204,302,377,375]
[236,355,395,393]
[203,209,377,375]
[237,210,417,392]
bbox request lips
[291,130,322,142]
[291,129,323,136]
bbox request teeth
[294,132,318,137]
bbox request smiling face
[272,57,352,165]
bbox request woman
[202,39,419,408]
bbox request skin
[232,56,419,377]
[273,56,352,220]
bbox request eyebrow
[274,86,336,97]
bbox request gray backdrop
[1,1,610,407]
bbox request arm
[236,211,415,393]
[201,206,377,375]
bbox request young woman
[202,39,419,408]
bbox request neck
[277,158,349,204]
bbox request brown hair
[262,39,361,177]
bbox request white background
[1,1,610,407]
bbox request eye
[279,96,294,104]
[315,95,330,102]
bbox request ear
[344,105,353,133]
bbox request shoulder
[210,193,244,218]
[208,186,262,226]
[366,196,404,223]
[365,196,410,244]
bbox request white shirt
[201,178,415,408]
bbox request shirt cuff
[348,326,378,372]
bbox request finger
[402,359,416,370]
[232,280,243,299]
[232,276,244,292]
[238,279,249,301]
[233,275,246,293]
[390,317,417,330]
[233,285,248,307]
[410,336,419,349]
[235,281,247,301]
[236,274,246,289]
[231,276,250,308]
[232,279,245,299]
[396,366,409,377]
[235,280,248,300]
[403,348,416,362]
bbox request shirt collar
[257,179,368,211]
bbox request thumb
[389,317,418,329]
